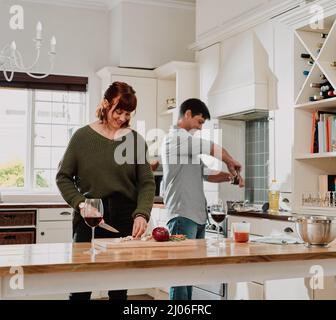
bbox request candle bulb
[36,21,42,40]
[10,41,16,56]
[50,36,56,54]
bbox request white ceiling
[21,0,196,11]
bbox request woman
[56,82,155,300]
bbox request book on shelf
[311,111,336,153]
[318,175,336,194]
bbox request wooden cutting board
[95,238,203,249]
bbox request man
[161,98,244,300]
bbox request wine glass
[83,198,104,255]
[210,200,227,246]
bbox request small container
[232,222,250,243]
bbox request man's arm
[210,143,242,176]
[207,171,233,183]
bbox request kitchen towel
[250,233,304,245]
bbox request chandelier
[0,22,56,82]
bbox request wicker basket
[0,211,36,227]
[0,230,35,245]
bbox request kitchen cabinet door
[227,282,263,300]
[313,276,336,300]
[37,221,72,244]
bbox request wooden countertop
[0,239,335,276]
[0,202,165,209]
[228,211,294,221]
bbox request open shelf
[295,152,336,160]
[293,15,336,214]
[295,96,336,110]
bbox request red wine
[84,216,103,227]
[211,213,226,223]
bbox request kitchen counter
[0,239,336,298]
[0,201,165,210]
[227,210,294,221]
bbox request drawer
[38,208,73,222]
[0,210,36,227]
[227,216,297,237]
[0,229,35,245]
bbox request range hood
[208,31,278,121]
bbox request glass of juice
[232,222,250,243]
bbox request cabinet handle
[41,232,45,236]
[284,227,294,233]
[60,212,71,216]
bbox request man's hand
[227,159,242,177]
[132,216,148,238]
[238,175,245,188]
[207,172,233,183]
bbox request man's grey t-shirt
[161,126,213,225]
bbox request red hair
[96,81,137,127]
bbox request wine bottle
[301,53,311,59]
[310,83,323,88]
[309,95,324,101]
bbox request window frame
[0,86,88,195]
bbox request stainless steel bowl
[289,216,336,247]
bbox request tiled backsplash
[245,118,269,204]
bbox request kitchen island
[0,239,336,299]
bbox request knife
[99,222,120,233]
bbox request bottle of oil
[268,179,280,214]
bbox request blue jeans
[167,216,206,300]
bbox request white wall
[0,0,110,121]
[110,1,196,68]
[196,17,294,202]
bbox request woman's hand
[132,215,148,239]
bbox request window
[0,88,87,193]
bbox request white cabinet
[227,215,313,300]
[227,282,264,300]
[37,208,72,244]
[155,61,198,127]
[292,15,336,215]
